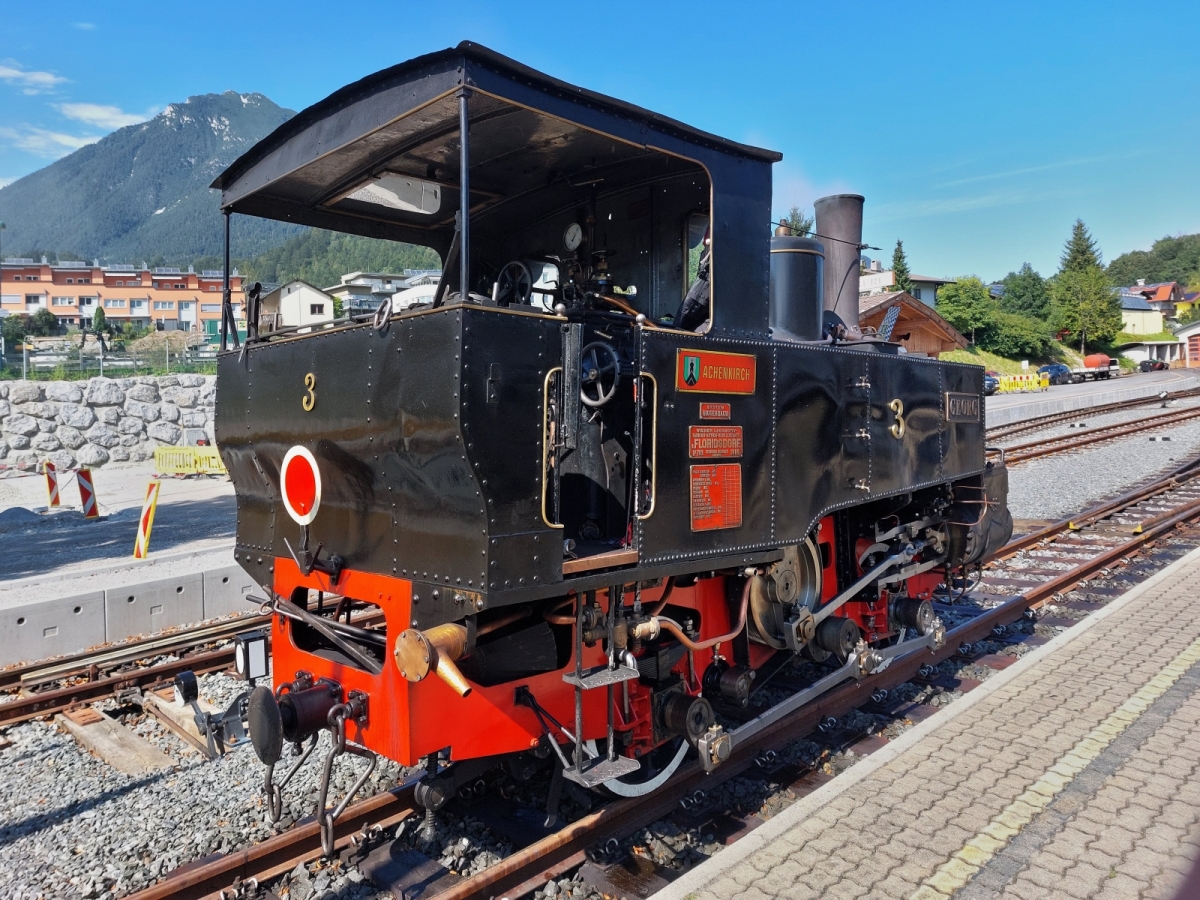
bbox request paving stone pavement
[653,546,1200,900]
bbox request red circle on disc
[283,454,317,516]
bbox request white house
[858,260,955,306]
[325,270,441,315]
[259,280,335,330]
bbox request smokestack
[814,194,864,328]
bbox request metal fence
[1,344,218,380]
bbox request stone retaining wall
[0,375,215,470]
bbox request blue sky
[1,0,1197,280]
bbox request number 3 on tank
[302,373,316,412]
[889,399,905,439]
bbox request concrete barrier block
[0,592,106,667]
[105,573,204,641]
[203,565,260,619]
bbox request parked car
[983,373,999,395]
[1037,363,1073,385]
[1139,359,1170,372]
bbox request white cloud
[0,62,68,95]
[72,22,97,30]
[57,102,156,130]
[0,176,15,189]
[0,125,100,158]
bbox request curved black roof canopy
[213,41,783,336]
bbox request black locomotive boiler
[210,42,1011,840]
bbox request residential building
[858,259,955,306]
[0,257,244,331]
[1119,293,1165,335]
[859,291,968,357]
[324,270,441,315]
[259,280,335,331]
[1123,280,1186,318]
[1171,319,1200,368]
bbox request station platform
[655,546,1200,900]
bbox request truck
[1070,353,1120,383]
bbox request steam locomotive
[211,43,1011,844]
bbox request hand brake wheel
[496,260,533,306]
[579,341,621,408]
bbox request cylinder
[814,194,865,328]
[769,236,824,341]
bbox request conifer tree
[891,240,914,294]
[1060,219,1102,273]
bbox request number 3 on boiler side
[302,373,316,412]
[888,399,905,439]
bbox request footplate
[563,753,642,788]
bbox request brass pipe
[394,623,473,698]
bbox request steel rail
[0,648,235,726]
[999,455,1200,558]
[1002,406,1200,464]
[986,385,1200,442]
[0,613,271,692]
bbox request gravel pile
[0,671,408,899]
[1006,419,1200,520]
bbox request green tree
[936,276,994,344]
[2,314,27,346]
[1106,233,1200,289]
[28,308,59,337]
[1050,266,1122,354]
[999,263,1050,319]
[978,311,1055,358]
[1060,219,1102,274]
[782,206,813,237]
[91,306,108,334]
[891,240,914,294]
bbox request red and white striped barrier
[77,468,100,519]
[45,462,61,508]
[132,480,161,559]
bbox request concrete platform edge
[985,375,1195,428]
[649,543,1200,900]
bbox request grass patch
[1114,331,1176,344]
[939,347,1037,374]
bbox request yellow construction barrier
[154,445,228,477]
[998,373,1050,393]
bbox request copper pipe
[637,576,751,651]
[544,593,579,626]
[477,605,531,636]
[647,578,675,616]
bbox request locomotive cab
[211,42,1011,833]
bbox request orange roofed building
[0,257,245,331]
[859,291,968,357]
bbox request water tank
[769,237,825,341]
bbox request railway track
[119,453,1200,900]
[996,404,1200,464]
[985,383,1200,443]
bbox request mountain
[0,91,301,264]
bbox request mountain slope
[0,91,301,263]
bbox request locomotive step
[563,664,641,690]
[565,753,643,788]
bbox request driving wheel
[579,341,621,407]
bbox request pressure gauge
[563,222,583,251]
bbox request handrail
[540,366,565,530]
[635,372,658,521]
